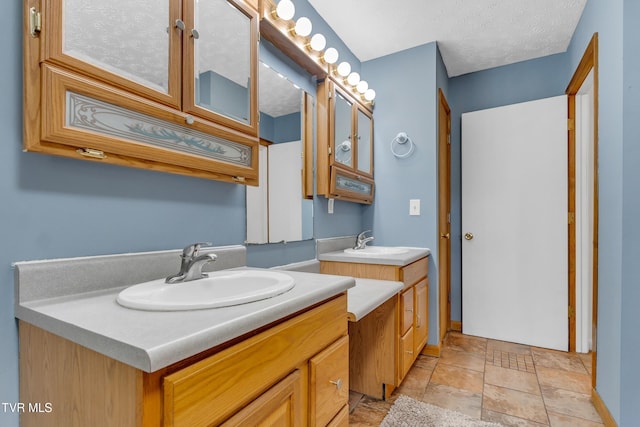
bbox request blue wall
[447,53,570,322]
[568,1,625,423]
[621,1,640,424]
[362,42,441,344]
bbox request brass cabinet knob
[464,232,474,240]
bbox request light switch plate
[409,199,420,216]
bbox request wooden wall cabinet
[24,0,261,185]
[320,257,428,398]
[317,78,375,204]
[19,295,348,427]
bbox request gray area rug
[380,395,504,427]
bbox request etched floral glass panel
[334,92,353,167]
[194,0,251,124]
[62,0,170,93]
[336,174,372,196]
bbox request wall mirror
[246,61,314,244]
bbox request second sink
[117,270,295,311]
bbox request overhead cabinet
[24,0,260,184]
[318,78,374,204]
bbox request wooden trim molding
[422,344,441,358]
[450,321,462,332]
[566,32,599,388]
[591,388,618,427]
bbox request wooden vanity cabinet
[19,294,348,427]
[320,257,429,396]
[23,0,260,185]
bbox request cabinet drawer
[414,279,429,354]
[221,370,302,427]
[327,404,349,427]
[400,287,414,335]
[401,257,428,287]
[399,327,414,382]
[310,336,349,427]
[163,295,347,427]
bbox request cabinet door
[400,287,414,335]
[221,370,302,427]
[332,89,354,168]
[356,107,373,176]
[309,336,349,427]
[414,279,429,355]
[399,327,414,382]
[48,0,181,108]
[183,0,259,136]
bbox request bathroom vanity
[319,245,430,399]
[14,246,354,426]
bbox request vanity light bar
[272,0,375,104]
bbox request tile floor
[349,332,603,426]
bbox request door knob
[464,232,474,240]
[440,232,450,239]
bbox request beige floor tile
[412,354,439,371]
[487,339,532,355]
[541,385,602,423]
[444,331,487,356]
[483,384,549,425]
[430,362,484,393]
[393,364,432,400]
[548,411,605,427]
[421,382,483,419]
[482,409,549,427]
[484,364,541,395]
[439,347,486,372]
[578,352,593,375]
[532,348,589,374]
[536,365,591,394]
[349,395,392,426]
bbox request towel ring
[390,132,415,158]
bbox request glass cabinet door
[57,0,180,108]
[356,108,373,175]
[333,91,354,168]
[184,0,259,135]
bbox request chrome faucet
[353,230,374,250]
[165,242,217,284]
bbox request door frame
[566,33,599,387]
[438,89,452,344]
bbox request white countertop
[16,269,354,373]
[318,247,430,266]
[347,278,403,321]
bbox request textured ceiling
[307,0,587,77]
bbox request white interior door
[461,96,568,351]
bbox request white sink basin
[343,246,410,256]
[117,270,295,311]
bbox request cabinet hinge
[328,146,332,155]
[568,212,575,224]
[29,7,42,37]
[568,118,575,131]
[76,148,107,159]
[568,305,575,318]
[447,134,451,145]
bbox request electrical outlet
[409,199,420,216]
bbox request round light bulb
[294,17,312,36]
[364,88,376,101]
[347,72,360,86]
[324,47,339,64]
[356,80,368,94]
[275,0,295,20]
[336,61,351,77]
[309,33,326,51]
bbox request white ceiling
[307,0,587,77]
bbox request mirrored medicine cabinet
[24,0,260,184]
